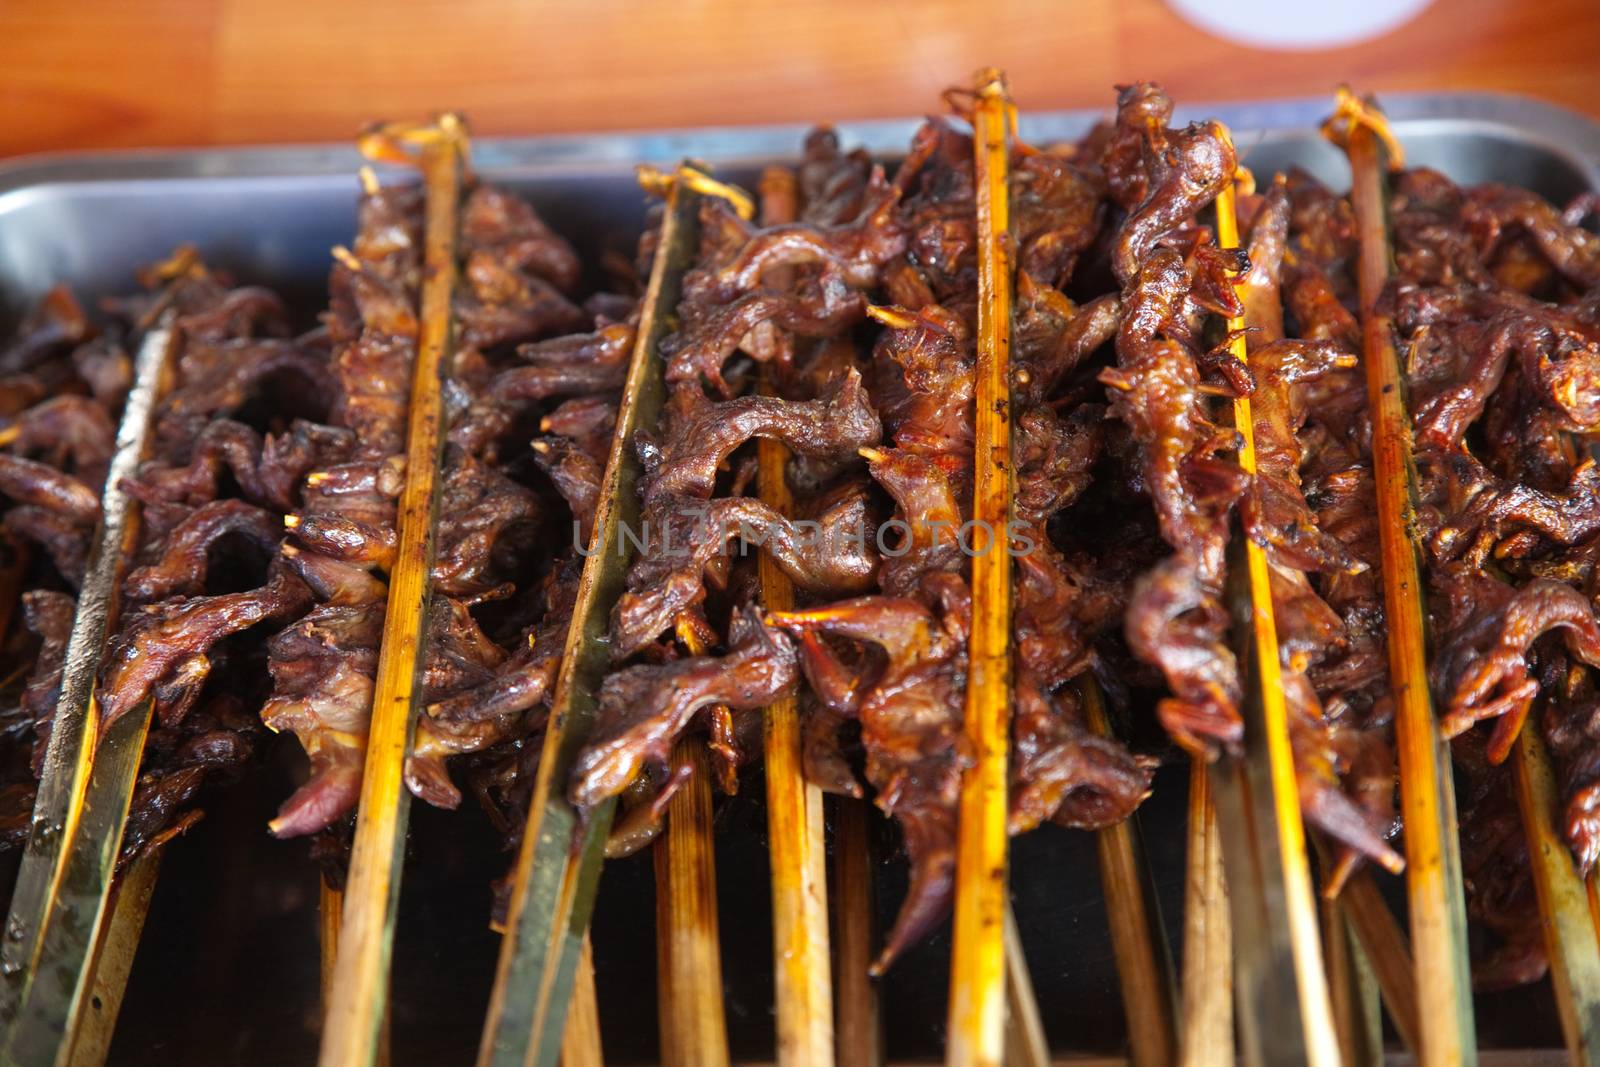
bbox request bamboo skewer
[1225,135,1417,1061]
[1331,862,1421,1054]
[1529,427,1600,1062]
[653,102,753,1026]
[0,317,179,1067]
[319,880,391,1066]
[1326,89,1478,1067]
[561,936,605,1067]
[751,162,835,1067]
[60,852,160,1067]
[757,499,833,1067]
[1308,833,1422,1054]
[1341,873,1418,1049]
[1177,765,1232,1067]
[1081,680,1178,1067]
[655,616,730,1067]
[832,797,883,1067]
[0,315,176,999]
[1002,906,1050,1067]
[477,170,701,1067]
[946,66,1017,1067]
[318,117,465,1067]
[1513,725,1600,1063]
[1322,894,1382,1067]
[1210,131,1342,1067]
[3,695,153,1067]
[653,738,729,1067]
[1230,123,1420,1059]
[655,166,772,1066]
[320,879,341,1010]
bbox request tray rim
[0,90,1595,194]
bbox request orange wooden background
[2,0,1598,158]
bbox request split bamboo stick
[653,738,729,1067]
[833,798,882,1067]
[1081,680,1178,1067]
[1513,726,1600,1063]
[0,316,179,1067]
[648,165,768,1067]
[60,852,160,1067]
[754,162,835,1067]
[1213,127,1341,1067]
[1326,88,1478,1067]
[318,116,465,1067]
[946,66,1017,1067]
[561,936,605,1067]
[477,169,701,1067]
[1177,765,1232,1067]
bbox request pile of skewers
[4,69,1600,1065]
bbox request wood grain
[1,0,1597,157]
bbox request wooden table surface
[1,0,1597,157]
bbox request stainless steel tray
[0,91,1593,1065]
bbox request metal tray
[0,91,1594,1065]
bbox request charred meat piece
[571,606,798,810]
[768,578,969,973]
[637,368,881,502]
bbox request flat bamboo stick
[1212,131,1342,1067]
[646,165,762,1067]
[317,881,391,1067]
[832,797,882,1067]
[656,617,729,1067]
[1334,865,1420,1054]
[1003,906,1050,1067]
[1308,819,1421,1050]
[1322,893,1382,1067]
[946,66,1017,1067]
[1327,89,1478,1067]
[1232,161,1380,1067]
[1513,725,1600,1063]
[1177,765,1232,1067]
[656,167,765,1066]
[2,695,153,1066]
[60,851,159,1067]
[0,317,178,1066]
[476,171,701,1067]
[561,936,604,1067]
[318,117,464,1067]
[654,739,729,1067]
[1081,679,1178,1067]
[0,317,174,1009]
[758,508,834,1067]
[754,162,835,1067]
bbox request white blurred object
[1166,0,1434,50]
